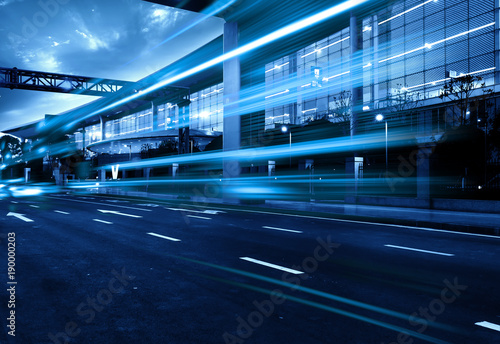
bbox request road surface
[1,192,499,344]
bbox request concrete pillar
[178,99,191,155]
[345,157,363,203]
[223,22,241,181]
[495,0,500,85]
[152,101,159,131]
[24,167,31,183]
[98,168,106,182]
[349,12,363,137]
[346,13,364,202]
[371,15,380,109]
[416,109,434,205]
[417,145,432,202]
[99,116,106,141]
[268,161,275,177]
[288,53,298,125]
[81,127,86,151]
[144,167,151,191]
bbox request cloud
[16,48,62,72]
[75,28,121,51]
[51,39,70,47]
[68,10,118,51]
[0,0,16,6]
[37,51,61,71]
[143,6,186,32]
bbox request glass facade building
[73,0,498,151]
[264,0,497,129]
[74,83,224,150]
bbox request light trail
[99,129,413,171]
[34,0,367,137]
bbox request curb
[90,189,500,238]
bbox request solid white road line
[7,212,34,222]
[147,232,181,242]
[186,215,212,220]
[47,196,153,212]
[29,205,40,208]
[54,210,70,215]
[97,209,142,218]
[239,257,304,275]
[166,207,225,215]
[262,226,303,234]
[93,219,113,225]
[384,244,454,257]
[475,321,500,332]
[185,205,500,240]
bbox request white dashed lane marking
[239,257,304,275]
[186,215,212,220]
[475,321,500,332]
[384,244,454,257]
[93,219,113,225]
[262,226,302,234]
[147,232,181,242]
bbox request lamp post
[376,114,388,171]
[478,117,487,187]
[281,125,291,168]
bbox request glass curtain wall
[264,0,497,129]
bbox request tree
[0,134,23,165]
[387,84,422,127]
[204,135,223,151]
[439,74,491,126]
[157,139,177,156]
[330,90,353,136]
[0,134,24,179]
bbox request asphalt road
[1,192,499,344]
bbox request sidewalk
[95,188,500,237]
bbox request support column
[144,167,151,191]
[81,126,86,151]
[371,15,380,110]
[98,168,106,182]
[178,98,191,155]
[222,22,241,182]
[288,53,298,125]
[417,145,432,202]
[99,116,106,141]
[495,0,500,86]
[349,12,363,137]
[346,12,364,203]
[416,109,434,206]
[152,101,159,131]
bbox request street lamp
[281,125,291,168]
[478,117,488,186]
[376,114,388,171]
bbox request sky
[0,0,224,131]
